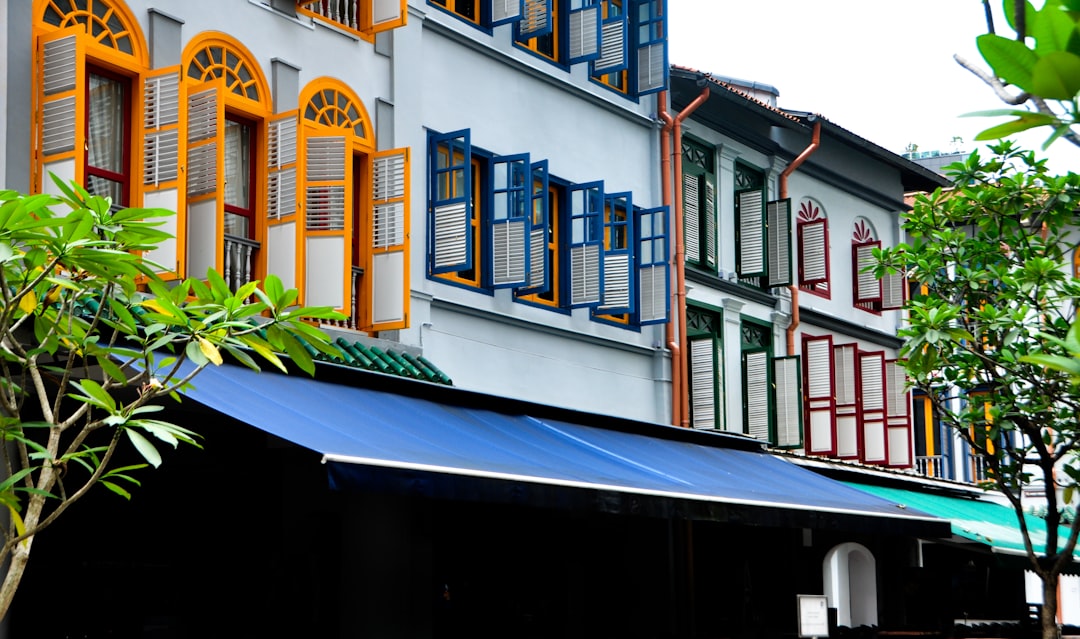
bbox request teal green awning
[848,483,1079,559]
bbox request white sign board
[798,594,830,638]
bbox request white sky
[668,0,1080,174]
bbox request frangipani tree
[0,179,344,619]
[875,142,1080,639]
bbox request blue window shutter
[488,152,531,289]
[636,205,669,325]
[634,0,668,95]
[428,129,473,275]
[519,0,553,38]
[490,0,524,26]
[600,192,633,314]
[518,159,550,296]
[593,13,627,75]
[568,180,604,307]
[568,5,601,64]
[767,198,792,287]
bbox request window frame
[797,198,831,298]
[85,64,133,208]
[681,137,716,273]
[687,304,725,431]
[223,113,258,240]
[514,0,563,64]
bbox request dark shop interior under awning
[176,361,949,537]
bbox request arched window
[797,198,830,297]
[34,0,149,210]
[851,217,904,313]
[823,542,878,629]
[289,78,410,333]
[181,33,271,291]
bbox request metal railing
[915,455,945,478]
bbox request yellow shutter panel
[185,79,225,282]
[142,65,186,279]
[362,0,407,34]
[38,30,86,195]
[266,111,299,291]
[301,132,351,310]
[364,147,410,332]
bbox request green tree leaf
[978,33,1041,92]
[1032,50,1080,98]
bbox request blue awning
[177,363,946,531]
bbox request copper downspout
[780,117,821,356]
[659,83,710,427]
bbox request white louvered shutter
[369,147,410,331]
[490,0,523,26]
[799,219,828,285]
[569,181,603,307]
[767,198,792,287]
[490,154,530,289]
[567,5,600,64]
[519,0,551,38]
[859,351,887,464]
[737,189,765,277]
[881,268,906,310]
[635,0,667,95]
[365,0,407,32]
[267,114,298,221]
[744,350,770,441]
[600,192,632,314]
[803,335,836,455]
[704,180,716,268]
[594,14,627,74]
[833,343,859,459]
[304,136,347,231]
[853,241,882,304]
[39,32,83,192]
[690,337,717,430]
[774,356,802,448]
[430,130,472,274]
[636,206,669,325]
[683,172,700,264]
[885,359,912,467]
[142,66,184,278]
[519,160,549,295]
[185,82,224,282]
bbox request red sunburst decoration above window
[852,219,875,243]
[798,200,822,222]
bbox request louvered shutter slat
[491,0,523,26]
[774,356,802,448]
[737,189,765,277]
[568,181,603,308]
[368,147,410,331]
[745,351,770,441]
[833,343,860,459]
[186,88,219,197]
[767,198,792,287]
[704,180,716,267]
[571,244,601,305]
[860,351,887,464]
[799,219,828,285]
[803,336,836,455]
[853,241,882,303]
[490,154,530,289]
[429,130,472,275]
[41,34,80,160]
[305,136,347,231]
[683,173,700,264]
[519,160,549,294]
[519,0,551,38]
[567,5,600,63]
[267,114,298,220]
[594,15,627,74]
[885,359,912,467]
[881,270,906,310]
[690,337,717,430]
[141,67,185,278]
[636,206,669,325]
[634,0,668,96]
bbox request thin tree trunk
[0,537,33,620]
[1043,573,1061,639]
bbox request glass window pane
[87,73,125,175]
[224,119,251,209]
